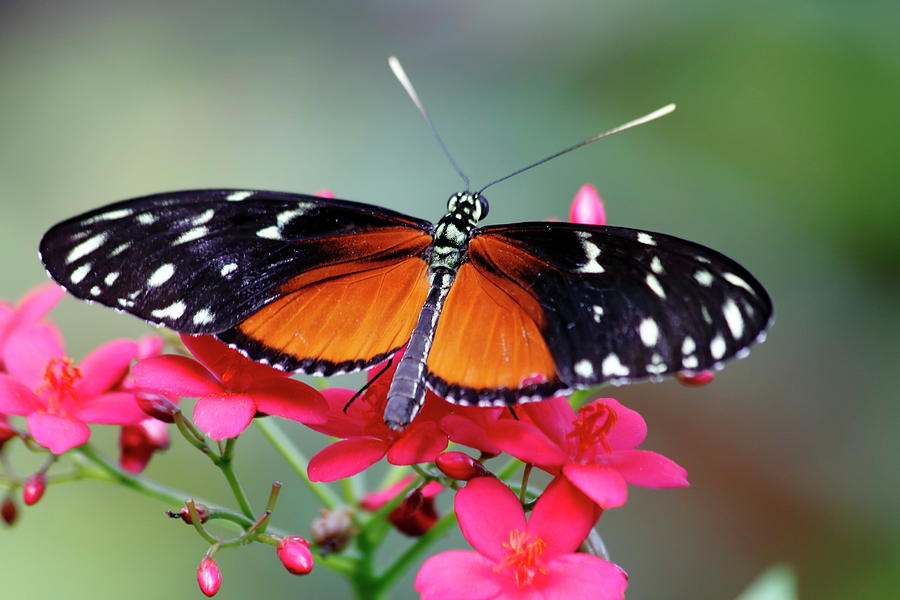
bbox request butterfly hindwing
[426,222,772,403]
[40,189,434,373]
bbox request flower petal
[132,355,222,398]
[27,413,90,454]
[519,396,573,448]
[0,373,41,414]
[193,394,255,440]
[73,392,145,425]
[308,438,389,482]
[415,551,503,600]
[568,183,606,226]
[489,420,568,466]
[595,398,647,449]
[181,334,286,386]
[250,377,327,425]
[74,339,139,398]
[439,412,502,455]
[608,449,689,488]
[541,553,627,599]
[3,324,65,387]
[13,282,66,324]
[563,463,629,509]
[527,476,598,559]
[386,421,447,465]
[456,477,526,560]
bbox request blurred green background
[2,1,899,598]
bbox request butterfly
[39,183,772,428]
[38,60,772,429]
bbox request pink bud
[136,392,180,423]
[0,416,17,448]
[2,496,17,525]
[197,557,221,597]
[277,536,314,575]
[435,452,489,481]
[314,189,335,199]
[22,472,46,506]
[119,418,171,473]
[676,370,715,386]
[168,503,210,524]
[568,184,606,225]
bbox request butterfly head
[447,192,489,224]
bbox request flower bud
[436,451,490,481]
[120,419,170,474]
[310,507,356,554]
[388,488,439,537]
[676,370,715,386]
[277,536,314,575]
[0,416,17,449]
[2,496,17,525]
[197,557,221,597]
[168,503,210,524]
[569,184,606,225]
[136,392,180,423]
[22,472,47,506]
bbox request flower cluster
[0,185,705,599]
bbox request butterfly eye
[446,193,462,211]
[473,193,489,221]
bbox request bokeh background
[2,1,898,598]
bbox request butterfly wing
[426,222,772,405]
[40,189,434,374]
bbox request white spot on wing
[104,272,120,286]
[682,336,696,355]
[220,263,238,276]
[226,191,253,201]
[84,208,133,224]
[574,359,595,378]
[639,317,659,347]
[637,232,656,245]
[151,301,186,321]
[110,242,131,257]
[577,239,605,273]
[650,255,664,274]
[70,263,91,284]
[256,226,282,240]
[173,226,208,245]
[192,209,215,226]
[591,305,604,323]
[694,270,713,286]
[710,334,726,360]
[192,308,215,326]
[147,263,175,287]
[602,353,630,377]
[277,205,313,226]
[682,355,699,369]
[90,286,101,296]
[645,273,666,298]
[66,232,108,264]
[136,212,157,225]
[723,298,744,339]
[724,272,755,295]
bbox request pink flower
[0,283,65,370]
[22,472,47,506]
[0,325,146,454]
[415,476,626,599]
[307,352,452,482]
[490,397,688,509]
[676,370,715,386]
[569,184,606,225]
[131,335,326,440]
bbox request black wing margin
[468,222,773,389]
[39,189,434,335]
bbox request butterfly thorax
[429,192,488,272]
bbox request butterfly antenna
[477,103,676,194]
[389,56,471,191]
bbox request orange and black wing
[40,189,434,375]
[426,222,772,405]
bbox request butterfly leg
[343,357,394,413]
[384,271,454,429]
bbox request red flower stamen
[569,401,618,458]
[494,529,548,587]
[39,358,82,412]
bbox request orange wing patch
[427,260,557,392]
[237,229,430,367]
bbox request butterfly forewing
[40,189,434,372]
[439,222,772,398]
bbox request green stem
[519,463,533,505]
[254,419,340,509]
[373,511,458,594]
[217,438,255,519]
